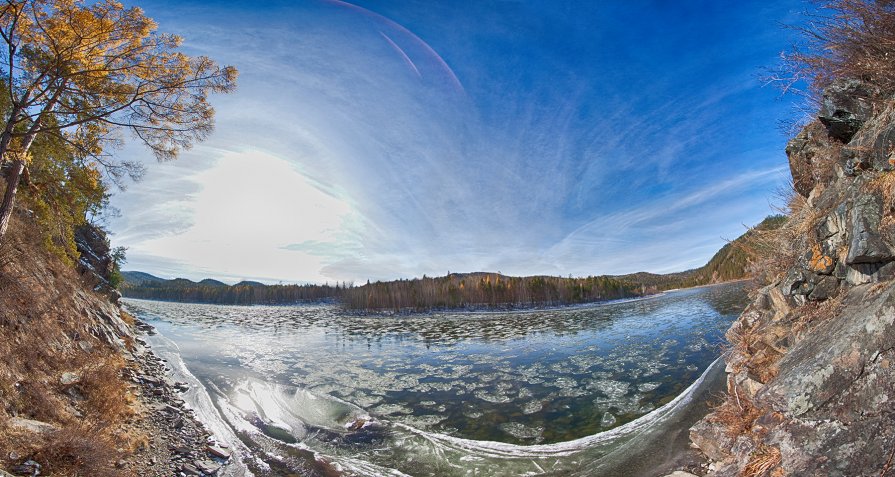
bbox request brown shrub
[80,356,135,428]
[791,291,845,339]
[770,0,895,101]
[33,426,123,477]
[119,309,136,326]
[869,171,895,236]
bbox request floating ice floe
[499,422,544,442]
[600,412,617,427]
[372,403,413,416]
[521,400,543,415]
[401,414,446,429]
[473,389,512,404]
[588,379,629,399]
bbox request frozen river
[125,282,748,476]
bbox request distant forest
[342,273,639,310]
[120,272,346,305]
[121,215,784,311]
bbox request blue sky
[110,0,807,284]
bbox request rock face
[817,78,877,143]
[785,121,836,198]
[0,212,215,476]
[690,79,895,476]
[75,223,121,303]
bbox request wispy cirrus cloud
[109,0,802,283]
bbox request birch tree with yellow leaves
[0,0,236,242]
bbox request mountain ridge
[121,215,784,309]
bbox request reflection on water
[126,283,748,476]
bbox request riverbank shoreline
[125,319,237,476]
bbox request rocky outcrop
[75,223,122,303]
[817,79,877,143]
[690,79,895,476]
[785,121,836,198]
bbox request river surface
[124,282,749,477]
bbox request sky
[109,0,808,284]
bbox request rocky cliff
[0,213,227,476]
[689,79,895,476]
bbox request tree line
[121,272,643,311]
[121,215,784,311]
[340,273,640,311]
[121,279,348,305]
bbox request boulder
[690,418,734,462]
[8,417,58,434]
[786,121,837,197]
[810,207,848,274]
[75,224,113,282]
[846,194,893,264]
[806,244,836,274]
[807,275,839,301]
[845,264,871,285]
[180,463,202,476]
[817,79,877,143]
[59,372,80,386]
[194,460,221,475]
[74,224,122,302]
[206,444,231,459]
[780,269,812,297]
[7,460,40,477]
[750,285,895,475]
[842,100,895,173]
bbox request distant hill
[120,273,345,305]
[233,280,265,287]
[121,271,166,285]
[614,215,787,291]
[121,215,784,310]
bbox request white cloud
[123,149,356,283]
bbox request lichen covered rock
[690,79,895,476]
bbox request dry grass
[745,175,842,292]
[726,322,758,373]
[749,349,782,384]
[726,320,781,384]
[881,444,895,476]
[872,170,895,206]
[791,290,846,339]
[0,213,143,476]
[120,309,136,326]
[869,171,895,235]
[742,444,783,477]
[708,391,763,439]
[742,182,826,289]
[81,356,136,426]
[34,426,124,477]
